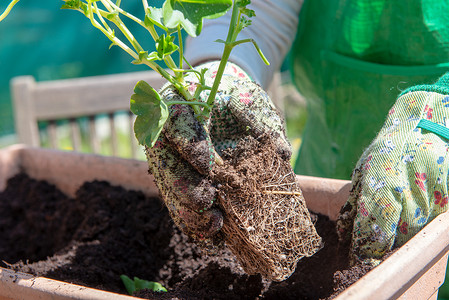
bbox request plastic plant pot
[0,144,448,300]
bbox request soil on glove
[0,173,374,299]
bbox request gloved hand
[146,62,291,245]
[337,73,449,265]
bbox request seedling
[61,0,268,149]
[0,0,320,285]
[59,0,322,282]
[120,275,167,294]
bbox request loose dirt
[0,173,372,299]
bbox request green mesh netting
[290,0,449,179]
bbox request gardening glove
[337,73,449,265]
[146,61,291,245]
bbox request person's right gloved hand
[336,73,449,265]
[145,62,291,245]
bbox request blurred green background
[0,0,164,147]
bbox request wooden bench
[11,71,283,159]
[11,71,166,159]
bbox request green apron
[291,0,449,179]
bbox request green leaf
[61,0,88,16]
[240,7,255,17]
[237,15,251,32]
[106,11,119,21]
[156,34,179,59]
[132,51,160,64]
[147,51,160,61]
[131,51,146,64]
[120,275,167,295]
[145,7,168,31]
[120,275,135,295]
[236,0,251,7]
[61,0,81,9]
[162,0,232,37]
[236,0,255,18]
[134,278,167,292]
[130,81,168,147]
[133,35,178,64]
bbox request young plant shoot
[120,275,167,295]
[61,0,322,282]
[61,0,269,150]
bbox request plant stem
[94,2,112,32]
[176,25,183,80]
[115,18,145,53]
[167,101,211,109]
[143,22,159,41]
[233,39,269,65]
[105,0,180,88]
[102,0,140,25]
[87,3,138,62]
[89,1,173,77]
[142,0,148,11]
[96,1,144,55]
[99,0,113,11]
[164,56,181,78]
[262,191,302,196]
[102,0,161,45]
[88,3,163,74]
[225,0,240,43]
[156,66,191,99]
[206,0,239,107]
[206,44,232,107]
[0,0,19,22]
[199,0,243,166]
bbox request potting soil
[0,173,374,299]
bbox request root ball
[213,136,322,281]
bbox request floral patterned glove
[146,62,291,244]
[337,73,449,264]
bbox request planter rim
[0,267,142,300]
[336,209,449,300]
[0,144,158,198]
[0,144,448,300]
[0,144,351,220]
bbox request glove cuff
[195,61,252,82]
[400,72,449,96]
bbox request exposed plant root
[263,190,303,196]
[212,136,322,281]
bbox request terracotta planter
[0,144,448,300]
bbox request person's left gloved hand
[145,62,291,245]
[337,73,449,265]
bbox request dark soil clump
[0,173,370,299]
